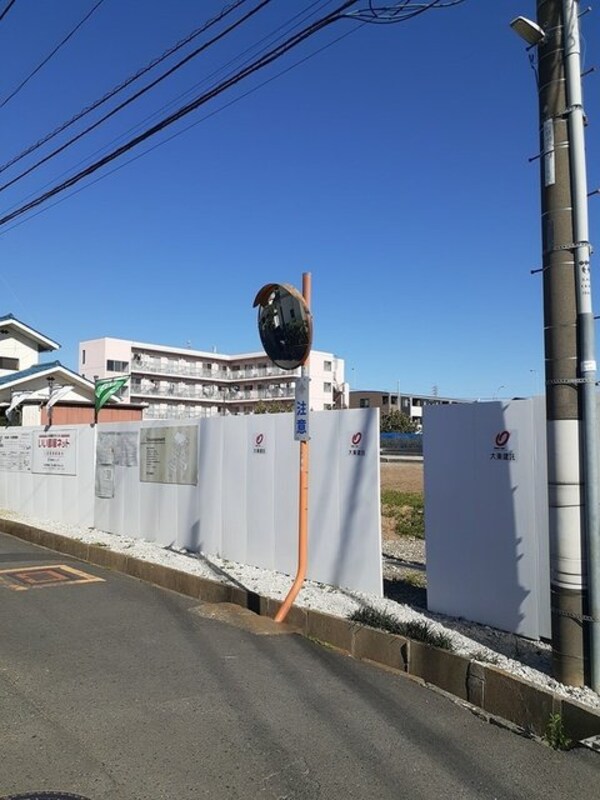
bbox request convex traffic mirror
[253,283,312,370]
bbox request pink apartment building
[79,337,347,420]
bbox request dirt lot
[380,461,423,494]
[380,461,424,542]
[380,461,427,607]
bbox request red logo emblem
[255,434,264,446]
[495,430,510,447]
[351,432,362,446]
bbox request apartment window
[81,349,86,365]
[382,396,389,405]
[324,382,332,393]
[106,359,129,372]
[0,357,19,370]
[359,398,370,408]
[324,360,332,371]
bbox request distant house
[0,314,144,426]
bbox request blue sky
[0,0,597,400]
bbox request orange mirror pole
[275,272,311,623]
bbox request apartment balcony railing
[131,385,217,401]
[144,407,218,420]
[130,383,293,402]
[131,361,223,380]
[130,358,295,381]
[230,367,299,380]
[229,388,292,402]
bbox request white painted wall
[0,332,40,375]
[424,398,550,639]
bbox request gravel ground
[1,507,599,713]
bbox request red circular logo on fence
[351,432,363,446]
[495,430,510,447]
[255,433,264,446]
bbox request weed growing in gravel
[402,570,427,589]
[401,620,453,650]
[350,606,406,635]
[349,606,454,651]
[380,490,424,538]
[543,713,572,750]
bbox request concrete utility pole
[534,0,599,687]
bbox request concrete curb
[2,517,600,746]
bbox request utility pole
[532,0,599,687]
[562,0,600,691]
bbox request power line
[1,0,337,216]
[348,0,466,22]
[0,0,462,230]
[0,0,16,24]
[0,0,106,110]
[0,0,251,176]
[0,0,273,195]
[0,4,363,236]
[0,0,357,230]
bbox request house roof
[0,313,60,352]
[0,360,94,395]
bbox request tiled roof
[0,313,60,350]
[0,360,73,387]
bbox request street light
[510,15,545,45]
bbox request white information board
[0,430,32,471]
[32,429,78,475]
[140,425,198,485]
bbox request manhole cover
[1,794,91,799]
[0,564,104,592]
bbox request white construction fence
[0,409,383,596]
[424,397,550,640]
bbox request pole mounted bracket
[554,607,600,624]
[546,377,597,386]
[548,241,591,252]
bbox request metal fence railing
[380,432,423,456]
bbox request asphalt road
[0,531,598,800]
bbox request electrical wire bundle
[0,0,466,233]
